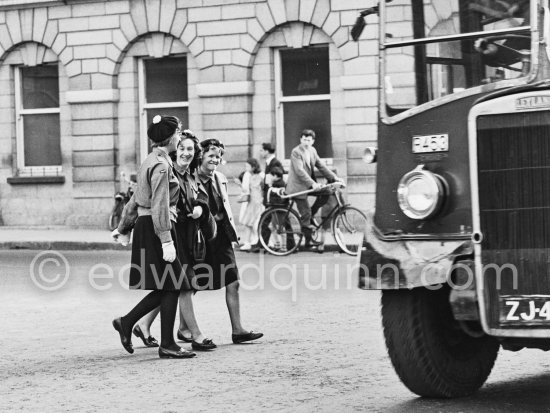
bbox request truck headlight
[397,166,446,220]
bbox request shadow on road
[386,373,550,413]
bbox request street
[1,249,549,412]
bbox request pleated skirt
[129,216,192,291]
[194,227,239,290]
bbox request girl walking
[112,115,195,359]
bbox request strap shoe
[232,331,264,344]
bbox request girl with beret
[113,128,218,352]
[112,115,196,359]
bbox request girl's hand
[187,205,203,219]
[162,241,176,262]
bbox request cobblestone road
[1,250,549,412]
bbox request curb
[0,241,343,253]
[0,241,129,251]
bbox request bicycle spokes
[259,207,302,256]
[332,207,367,256]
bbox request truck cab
[353,0,550,397]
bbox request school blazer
[195,170,239,241]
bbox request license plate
[412,134,449,153]
[499,295,550,325]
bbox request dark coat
[263,156,284,206]
[195,170,238,242]
[194,170,240,290]
[173,168,217,265]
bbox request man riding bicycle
[286,129,344,252]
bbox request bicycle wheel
[332,206,367,256]
[258,208,302,256]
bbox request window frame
[137,56,189,162]
[274,47,332,164]
[14,64,61,176]
[379,0,536,123]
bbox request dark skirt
[129,216,193,291]
[174,220,197,280]
[193,228,239,290]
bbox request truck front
[354,0,550,398]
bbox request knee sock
[159,290,179,350]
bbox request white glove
[111,229,131,247]
[187,205,203,220]
[311,182,322,190]
[162,241,176,262]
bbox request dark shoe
[191,338,217,351]
[302,242,321,252]
[316,243,325,254]
[112,317,134,354]
[132,325,159,348]
[304,239,321,247]
[249,244,261,253]
[232,331,264,344]
[158,346,196,359]
[177,330,193,343]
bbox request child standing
[265,166,288,251]
[239,158,264,251]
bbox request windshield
[383,0,532,115]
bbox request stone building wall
[0,0,378,227]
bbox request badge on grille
[515,95,550,110]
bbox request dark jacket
[118,167,216,245]
[266,178,288,206]
[195,170,239,243]
[262,155,284,206]
[173,167,217,245]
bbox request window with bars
[15,64,61,176]
[138,56,188,160]
[276,46,332,159]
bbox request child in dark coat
[267,167,287,206]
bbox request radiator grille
[477,111,550,328]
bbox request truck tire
[381,286,499,398]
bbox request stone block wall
[0,0,379,227]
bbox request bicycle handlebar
[271,181,346,200]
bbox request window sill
[7,176,65,185]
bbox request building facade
[0,0,377,227]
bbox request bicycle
[258,182,367,256]
[108,171,137,231]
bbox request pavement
[0,225,340,251]
[0,226,126,251]
[3,249,549,412]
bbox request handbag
[192,224,206,264]
[237,193,250,203]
